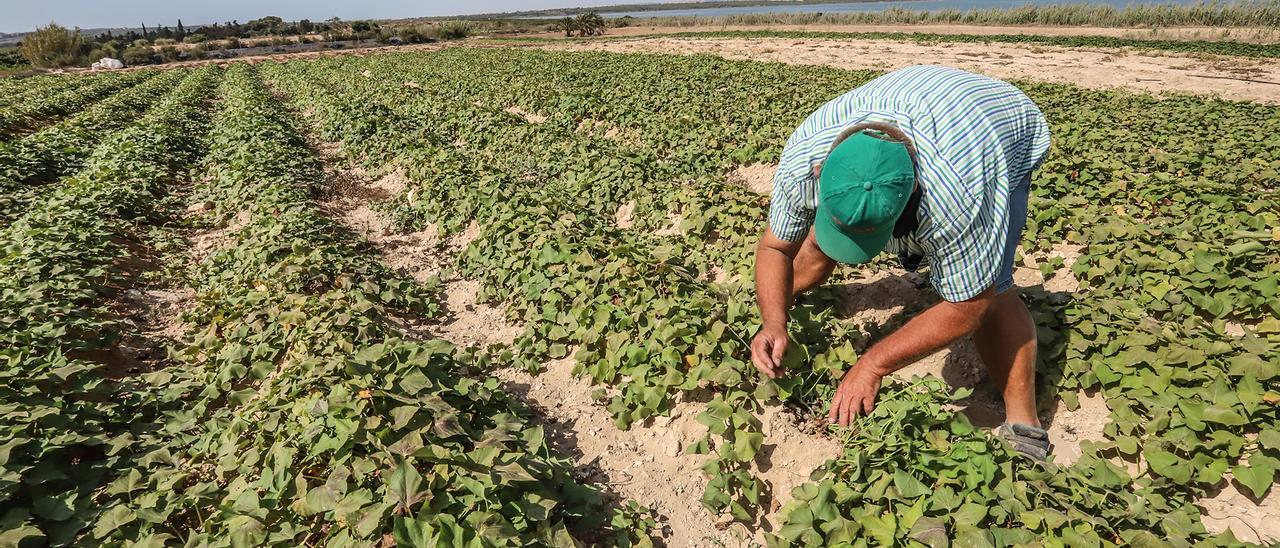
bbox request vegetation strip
[0,69,192,221]
[0,70,155,139]
[0,65,221,546]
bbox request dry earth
[529,23,1280,44]
[535,37,1280,104]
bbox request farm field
[1,44,1278,547]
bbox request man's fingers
[860,394,876,416]
[770,337,787,371]
[827,391,841,423]
[838,393,853,426]
[750,338,770,371]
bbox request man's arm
[828,287,998,425]
[752,228,804,378]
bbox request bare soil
[497,355,841,547]
[505,105,548,124]
[535,37,1280,104]
[727,163,778,195]
[1199,481,1280,544]
[531,24,1280,44]
[187,209,251,264]
[310,142,521,349]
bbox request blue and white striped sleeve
[767,136,817,242]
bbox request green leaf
[1202,405,1247,426]
[893,470,929,499]
[92,505,136,539]
[387,460,426,513]
[861,512,897,546]
[1145,448,1191,484]
[32,489,77,521]
[732,431,764,462]
[1233,460,1277,498]
[910,516,948,548]
[0,525,44,547]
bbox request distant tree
[176,19,186,40]
[557,17,576,37]
[19,22,85,67]
[247,16,285,35]
[141,22,148,38]
[299,19,314,33]
[573,12,606,37]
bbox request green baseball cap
[814,131,916,264]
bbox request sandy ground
[528,23,1280,44]
[533,37,1280,104]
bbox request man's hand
[828,361,885,426]
[751,323,789,379]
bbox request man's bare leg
[791,231,837,297]
[972,289,1040,427]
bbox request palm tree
[574,12,606,37]
[556,17,576,38]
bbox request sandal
[995,423,1051,461]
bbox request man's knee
[984,289,1036,337]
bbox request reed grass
[637,1,1280,29]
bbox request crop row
[0,71,156,140]
[0,66,221,546]
[260,48,1265,545]
[81,64,637,547]
[0,73,97,111]
[0,68,193,222]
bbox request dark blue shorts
[993,172,1033,295]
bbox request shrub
[121,45,155,65]
[436,20,472,40]
[153,38,176,46]
[86,41,121,62]
[183,33,208,44]
[19,22,84,68]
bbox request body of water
[590,0,1207,18]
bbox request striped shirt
[768,65,1051,302]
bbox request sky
[1,0,663,34]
